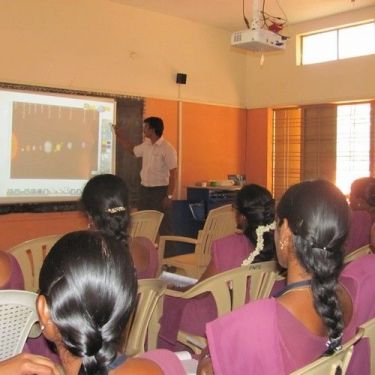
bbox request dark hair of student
[144,116,164,137]
[235,184,275,262]
[276,180,349,353]
[364,179,375,207]
[350,177,375,201]
[80,174,130,243]
[39,230,137,375]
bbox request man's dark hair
[144,116,164,137]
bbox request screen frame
[0,81,143,212]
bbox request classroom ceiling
[110,0,375,31]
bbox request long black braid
[277,180,349,353]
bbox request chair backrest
[196,204,237,267]
[0,290,41,360]
[173,260,280,316]
[9,234,63,292]
[123,278,167,356]
[290,328,364,375]
[129,210,164,243]
[360,316,375,374]
[344,244,372,264]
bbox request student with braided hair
[198,180,375,375]
[200,183,276,278]
[37,230,185,375]
[158,184,277,351]
[81,174,159,279]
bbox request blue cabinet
[187,186,239,221]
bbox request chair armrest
[164,289,185,298]
[158,236,199,271]
[164,281,212,299]
[159,235,198,246]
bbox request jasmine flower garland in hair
[242,221,276,266]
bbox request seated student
[199,180,375,375]
[349,177,375,252]
[158,184,277,351]
[0,250,24,289]
[37,230,185,375]
[0,250,60,363]
[200,184,276,279]
[80,174,158,279]
[349,177,375,218]
[344,209,372,254]
[0,252,59,373]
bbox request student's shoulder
[0,251,12,288]
[113,357,163,375]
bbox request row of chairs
[2,260,375,375]
[8,205,237,292]
[7,209,166,293]
[0,259,281,361]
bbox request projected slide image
[11,102,99,179]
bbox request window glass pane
[302,31,337,65]
[336,104,371,195]
[339,23,375,59]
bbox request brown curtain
[272,108,302,200]
[301,104,337,183]
[273,102,374,200]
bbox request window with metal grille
[272,102,374,199]
[301,22,375,65]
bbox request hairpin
[107,206,126,214]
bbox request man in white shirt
[116,116,177,234]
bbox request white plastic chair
[9,234,62,292]
[165,261,281,353]
[159,204,237,278]
[290,328,364,375]
[0,290,41,361]
[344,244,372,264]
[129,210,164,243]
[360,316,375,375]
[123,278,167,356]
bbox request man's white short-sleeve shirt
[133,137,177,187]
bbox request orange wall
[245,108,273,190]
[182,102,247,195]
[145,98,248,198]
[0,211,88,251]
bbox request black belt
[141,185,168,190]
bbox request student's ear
[276,218,294,266]
[37,295,59,342]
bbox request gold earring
[280,240,286,251]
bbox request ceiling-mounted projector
[230,0,286,52]
[231,28,285,51]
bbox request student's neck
[286,257,311,285]
[57,346,82,375]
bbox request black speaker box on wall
[176,73,187,84]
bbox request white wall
[245,6,375,108]
[0,0,247,107]
[1,1,374,109]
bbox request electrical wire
[262,0,267,29]
[259,0,288,35]
[243,0,250,29]
[275,0,288,23]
